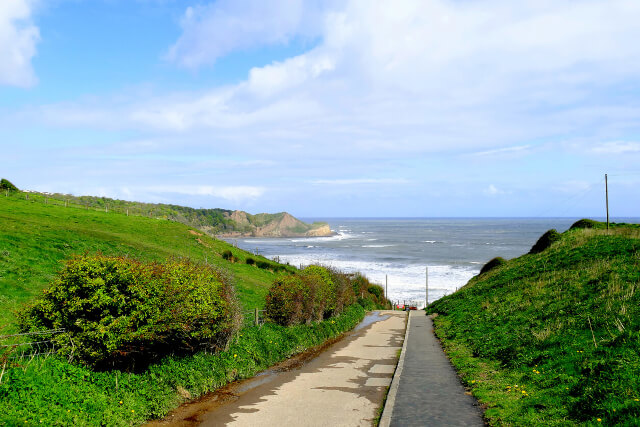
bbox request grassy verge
[428,225,640,426]
[0,304,365,426]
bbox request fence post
[254,308,259,326]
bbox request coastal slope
[427,220,640,425]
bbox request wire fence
[0,329,66,361]
[242,309,267,327]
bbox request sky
[1,0,640,218]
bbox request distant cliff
[214,211,333,238]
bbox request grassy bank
[0,194,293,332]
[0,304,365,426]
[428,223,640,426]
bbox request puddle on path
[146,311,397,426]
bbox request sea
[226,218,629,307]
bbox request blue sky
[2,0,640,217]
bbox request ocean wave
[362,244,395,248]
[276,253,478,304]
[289,231,354,243]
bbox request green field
[0,192,294,333]
[428,223,640,425]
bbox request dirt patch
[188,230,203,236]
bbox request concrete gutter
[379,310,412,427]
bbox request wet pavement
[383,310,484,427]
[149,310,407,426]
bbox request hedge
[18,255,239,369]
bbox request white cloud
[553,180,593,194]
[0,0,39,87]
[166,0,330,68]
[590,141,640,155]
[311,178,409,185]
[11,0,640,166]
[146,185,266,203]
[472,145,532,157]
[484,184,507,196]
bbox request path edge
[379,310,412,427]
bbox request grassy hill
[428,221,640,425]
[10,188,330,237]
[0,192,295,333]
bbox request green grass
[0,193,294,333]
[0,304,366,426]
[428,224,640,426]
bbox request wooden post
[254,308,259,326]
[605,173,609,231]
[126,208,129,216]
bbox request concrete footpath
[150,311,407,426]
[381,310,484,426]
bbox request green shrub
[0,178,18,191]
[221,250,233,261]
[528,229,561,254]
[302,265,336,318]
[245,257,255,265]
[18,255,239,369]
[265,266,386,326]
[479,257,506,275]
[570,218,602,230]
[264,276,311,326]
[256,260,270,269]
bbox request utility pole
[605,173,609,231]
[425,266,429,308]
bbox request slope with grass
[0,193,294,333]
[9,186,332,237]
[428,221,640,426]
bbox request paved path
[381,310,484,427]
[151,311,407,427]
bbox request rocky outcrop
[217,211,334,238]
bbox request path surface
[382,310,484,426]
[151,311,407,426]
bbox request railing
[0,329,66,360]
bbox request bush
[18,255,239,369]
[570,218,602,230]
[265,266,386,326]
[221,250,234,261]
[256,260,270,269]
[245,257,255,265]
[264,276,311,326]
[479,257,507,275]
[0,178,18,191]
[302,265,337,318]
[529,229,561,254]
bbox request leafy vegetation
[528,229,561,254]
[265,266,386,326]
[0,304,366,426]
[18,256,239,369]
[479,257,507,275]
[428,220,640,425]
[0,178,18,192]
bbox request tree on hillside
[0,178,18,192]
